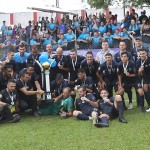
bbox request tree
[85,0,150,9]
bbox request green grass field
[0,102,150,150]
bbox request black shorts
[122,81,142,91]
[110,107,119,120]
[143,77,150,84]
[105,82,118,92]
[82,108,98,116]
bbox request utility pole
[56,0,59,8]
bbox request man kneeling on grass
[0,79,20,123]
[73,86,109,127]
[58,87,74,118]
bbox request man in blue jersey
[14,44,30,74]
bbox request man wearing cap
[131,37,143,62]
[130,37,145,108]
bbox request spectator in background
[142,21,150,51]
[90,31,102,49]
[1,21,7,42]
[30,33,41,50]
[111,20,121,34]
[73,17,79,28]
[98,21,107,36]
[25,20,32,51]
[120,27,130,47]
[1,34,15,60]
[48,18,57,40]
[139,10,148,25]
[128,19,140,37]
[13,36,22,52]
[58,34,68,50]
[122,11,131,29]
[17,23,22,37]
[103,30,114,48]
[77,27,89,49]
[113,29,121,48]
[39,22,48,38]
[64,28,75,50]
[41,33,53,51]
[129,9,136,22]
[58,20,66,35]
[12,25,18,39]
[4,26,13,38]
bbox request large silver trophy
[35,53,56,101]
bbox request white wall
[14,12,33,28]
[0,14,10,26]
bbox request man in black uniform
[0,79,20,123]
[114,41,132,63]
[53,47,70,79]
[131,37,143,62]
[19,64,44,92]
[96,89,127,124]
[73,86,109,127]
[74,68,97,95]
[130,37,143,108]
[0,65,13,91]
[51,73,69,103]
[80,51,100,84]
[26,45,41,76]
[68,49,85,84]
[0,48,17,76]
[99,53,118,98]
[118,52,144,110]
[16,71,44,117]
[136,48,150,112]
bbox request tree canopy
[85,0,150,9]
